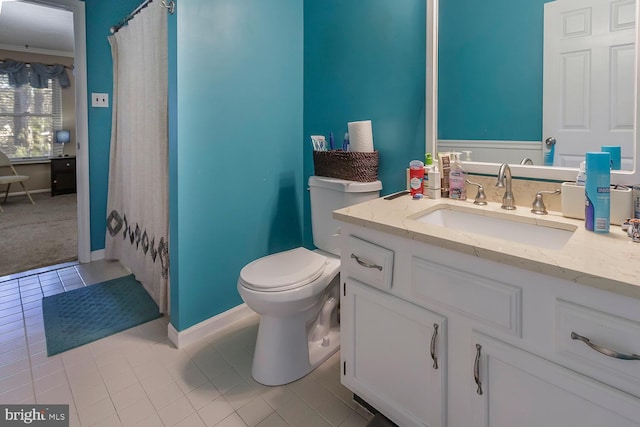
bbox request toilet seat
[239,247,328,292]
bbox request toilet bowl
[238,247,341,386]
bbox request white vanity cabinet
[337,221,640,427]
[341,279,445,427]
[470,332,640,427]
[340,235,446,427]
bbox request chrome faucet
[520,157,534,165]
[496,163,516,210]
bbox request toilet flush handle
[333,226,341,237]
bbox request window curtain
[0,60,28,87]
[29,63,70,88]
[105,3,169,313]
[0,60,70,88]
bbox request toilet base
[308,325,340,369]
[251,316,340,386]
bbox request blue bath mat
[42,274,162,356]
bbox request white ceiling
[0,1,74,57]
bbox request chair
[0,150,35,212]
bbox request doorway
[0,0,90,274]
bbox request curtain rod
[110,0,175,35]
[0,59,73,70]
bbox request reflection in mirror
[430,0,640,184]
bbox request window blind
[0,75,63,159]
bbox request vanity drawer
[344,235,394,291]
[556,299,640,397]
[411,256,522,337]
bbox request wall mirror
[426,0,640,185]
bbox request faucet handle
[531,189,561,215]
[466,179,487,205]
[627,219,640,242]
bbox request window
[0,74,63,159]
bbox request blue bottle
[584,152,610,233]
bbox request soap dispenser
[448,152,467,200]
[423,153,434,194]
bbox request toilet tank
[309,176,382,256]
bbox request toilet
[238,176,382,386]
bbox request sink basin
[412,205,576,250]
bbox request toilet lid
[240,247,327,291]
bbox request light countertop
[333,193,640,300]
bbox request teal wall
[438,0,551,141]
[85,0,143,250]
[85,1,425,331]
[303,0,426,245]
[170,0,304,330]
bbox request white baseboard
[90,249,105,262]
[168,303,254,348]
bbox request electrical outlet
[92,93,109,108]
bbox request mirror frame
[427,0,640,186]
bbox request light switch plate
[92,93,109,108]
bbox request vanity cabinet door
[470,332,640,427]
[341,278,446,427]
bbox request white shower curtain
[105,3,169,313]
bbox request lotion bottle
[423,153,434,195]
[440,155,451,198]
[448,152,467,200]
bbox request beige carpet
[0,192,77,278]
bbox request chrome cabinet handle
[474,344,483,395]
[350,254,382,271]
[571,332,640,361]
[430,324,439,369]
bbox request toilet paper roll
[347,120,374,152]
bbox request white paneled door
[543,0,636,168]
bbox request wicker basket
[313,150,379,182]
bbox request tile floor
[0,261,374,427]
